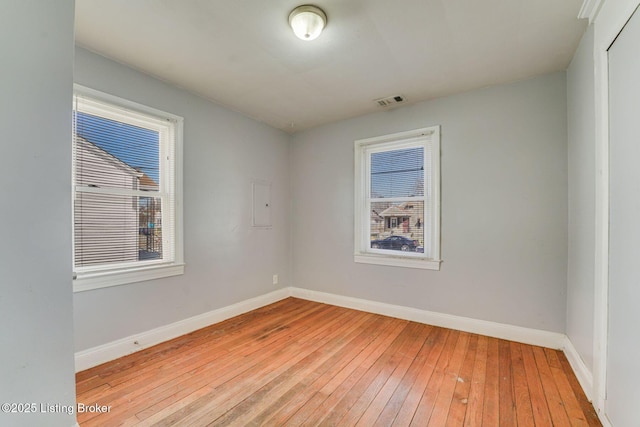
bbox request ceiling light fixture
[289,5,327,41]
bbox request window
[354,126,441,270]
[72,86,183,291]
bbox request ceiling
[75,0,587,133]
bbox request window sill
[354,254,441,270]
[73,263,185,292]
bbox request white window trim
[354,126,441,270]
[72,85,184,292]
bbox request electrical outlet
[272,274,279,285]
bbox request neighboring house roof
[137,171,158,191]
[380,202,415,217]
[371,210,384,222]
[77,136,159,191]
[76,135,141,178]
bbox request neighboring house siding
[371,211,384,238]
[74,137,140,266]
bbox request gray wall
[566,25,595,375]
[73,48,291,351]
[0,2,77,427]
[291,73,568,333]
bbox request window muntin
[355,127,440,270]
[72,86,183,290]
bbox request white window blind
[72,87,183,290]
[354,126,441,270]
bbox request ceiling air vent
[374,95,406,108]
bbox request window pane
[74,112,159,191]
[74,193,163,266]
[371,147,424,198]
[370,201,424,252]
[138,197,163,261]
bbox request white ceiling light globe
[289,5,327,41]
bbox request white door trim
[591,0,640,418]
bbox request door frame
[591,0,640,422]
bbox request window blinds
[72,94,176,270]
[368,144,427,255]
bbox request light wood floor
[76,298,601,426]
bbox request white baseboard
[290,288,598,409]
[288,287,566,349]
[74,288,290,372]
[76,286,577,385]
[600,413,614,427]
[73,286,599,425]
[563,336,594,402]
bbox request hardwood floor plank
[78,298,311,389]
[76,374,110,396]
[285,317,407,426]
[374,326,441,426]
[533,346,572,426]
[497,339,516,427]
[405,330,462,426]
[75,298,600,427]
[544,346,564,369]
[245,314,392,426]
[510,342,536,427]
[207,311,374,426]
[557,351,602,427]
[315,321,416,426]
[425,332,471,427]
[80,301,340,425]
[520,344,553,426]
[482,337,500,426]
[390,328,453,426]
[147,305,359,426]
[548,362,590,426]
[347,322,430,426]
[356,324,435,427]
[80,298,319,402]
[302,322,406,426]
[444,334,478,427]
[462,334,487,427]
